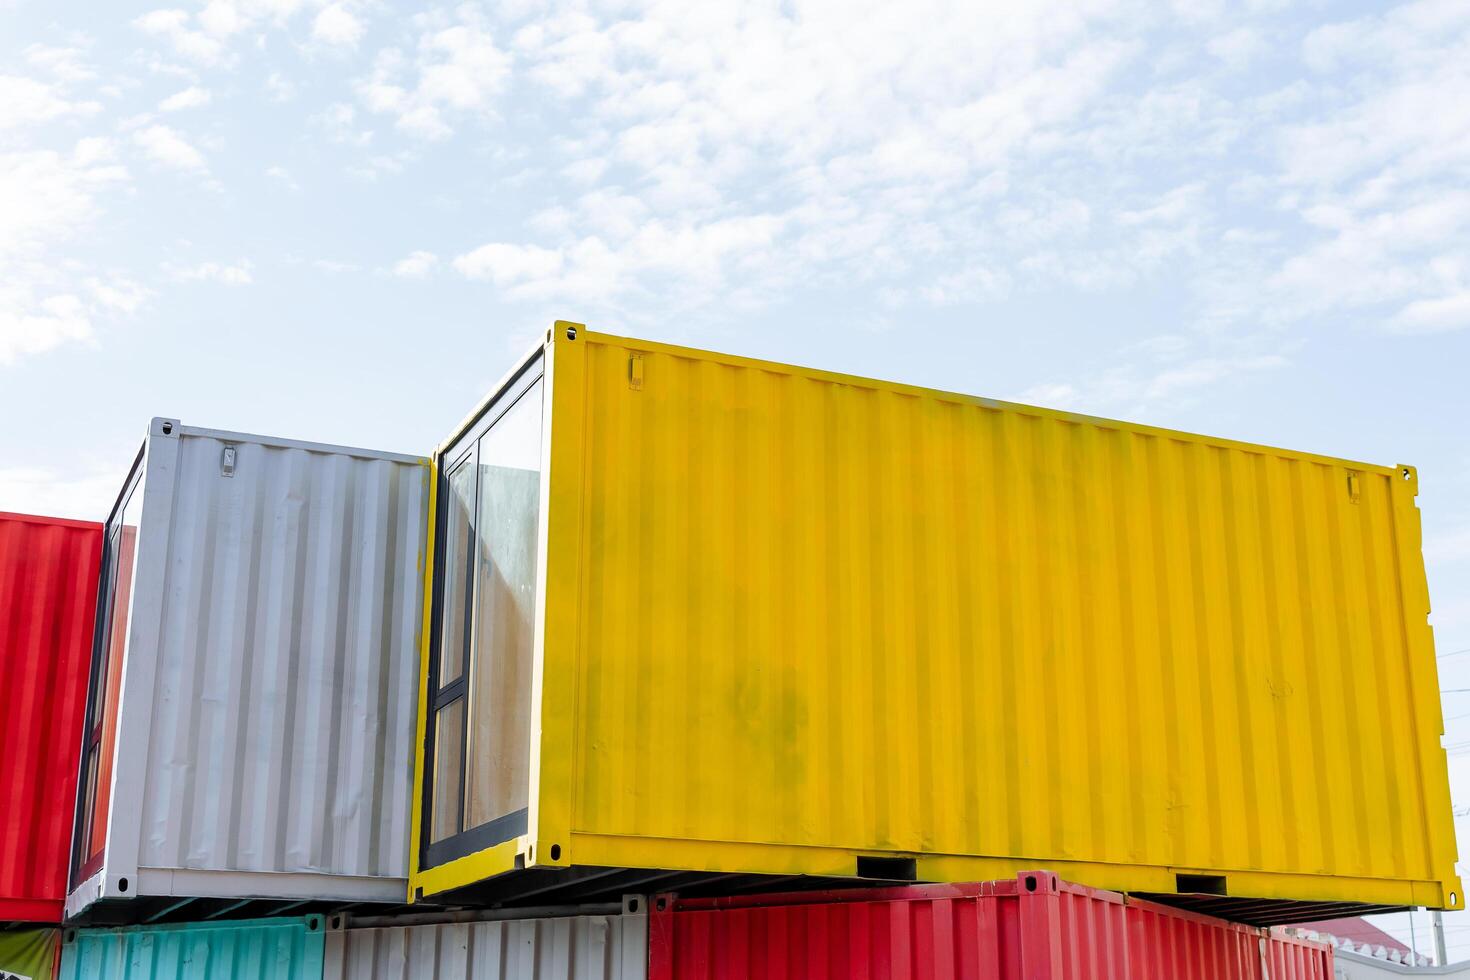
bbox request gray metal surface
[71,418,429,914]
[323,904,647,980]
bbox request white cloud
[135,1,320,67]
[1251,0,1470,332]
[358,13,510,140]
[1017,382,1081,410]
[0,141,130,366]
[392,250,438,278]
[453,243,562,287]
[314,102,372,145]
[24,44,96,83]
[0,74,101,130]
[198,0,244,37]
[134,8,230,67]
[265,164,299,190]
[1392,291,1470,334]
[87,276,151,315]
[313,4,364,47]
[0,294,92,366]
[1207,28,1266,69]
[133,124,208,172]
[0,144,128,261]
[0,466,128,521]
[266,71,296,102]
[159,86,212,112]
[1142,354,1288,400]
[165,259,253,284]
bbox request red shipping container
[0,512,102,923]
[650,873,1333,980]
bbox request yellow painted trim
[1391,464,1464,911]
[415,836,524,899]
[578,330,1399,477]
[405,456,439,902]
[527,321,587,870]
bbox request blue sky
[4,0,1470,958]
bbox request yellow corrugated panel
[411,325,1460,914]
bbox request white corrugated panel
[324,911,647,980]
[72,419,429,913]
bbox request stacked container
[50,876,1337,979]
[65,419,430,920]
[323,897,648,980]
[408,324,1459,923]
[649,873,1335,980]
[31,324,1464,976]
[1,512,102,926]
[59,916,326,979]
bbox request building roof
[1297,917,1413,957]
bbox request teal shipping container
[59,916,324,979]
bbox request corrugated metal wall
[562,332,1457,906]
[0,513,101,922]
[648,875,1334,979]
[324,911,647,980]
[59,916,325,979]
[115,427,429,889]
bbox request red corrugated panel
[0,512,102,923]
[650,873,1334,980]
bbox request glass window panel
[430,699,465,844]
[438,454,477,688]
[465,380,543,831]
[79,752,99,861]
[84,479,142,865]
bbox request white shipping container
[67,418,430,919]
[323,899,647,980]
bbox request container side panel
[571,335,1457,900]
[651,879,1331,980]
[324,914,647,980]
[0,515,102,921]
[0,927,61,979]
[59,916,325,980]
[130,435,428,883]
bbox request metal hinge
[629,353,644,391]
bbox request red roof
[1298,917,1411,956]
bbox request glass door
[422,360,545,868]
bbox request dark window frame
[421,353,544,869]
[71,445,145,887]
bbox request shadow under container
[66,419,430,923]
[409,324,1460,922]
[59,916,325,979]
[649,873,1334,980]
[0,512,102,923]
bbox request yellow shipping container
[408,322,1460,923]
